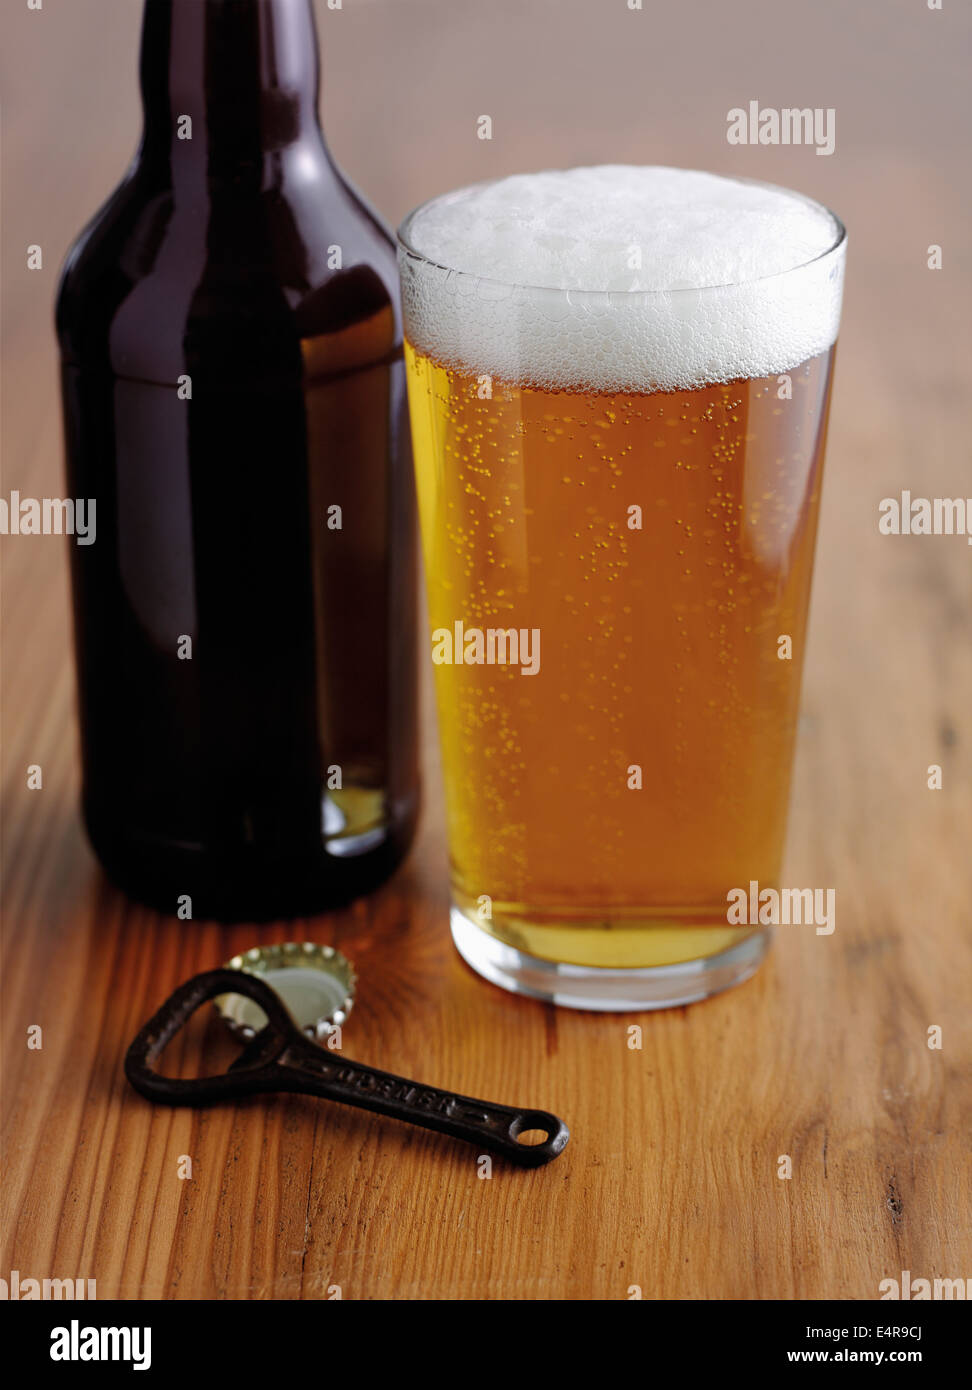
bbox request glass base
[451,907,771,1012]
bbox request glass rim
[397,168,847,301]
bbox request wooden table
[2,0,969,1300]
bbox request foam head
[398,166,845,392]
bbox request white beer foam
[399,166,845,392]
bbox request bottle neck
[139,0,325,175]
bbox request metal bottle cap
[215,942,355,1043]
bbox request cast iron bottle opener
[125,968,569,1168]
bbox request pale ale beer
[399,167,845,1007]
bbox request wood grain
[1,0,970,1300]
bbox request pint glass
[398,167,845,1009]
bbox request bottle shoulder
[55,162,146,341]
[57,145,404,382]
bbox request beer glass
[398,167,845,1009]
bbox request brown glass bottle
[56,0,418,920]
